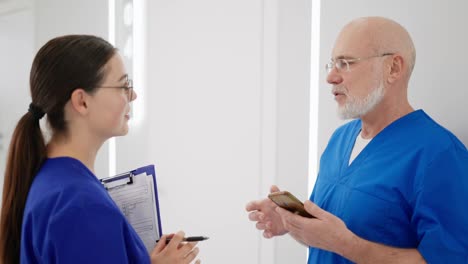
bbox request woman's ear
[70,89,89,115]
[387,55,404,84]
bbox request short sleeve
[412,145,468,262]
[45,203,150,264]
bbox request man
[246,17,468,263]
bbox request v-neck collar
[344,121,364,169]
[342,110,425,175]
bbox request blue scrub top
[308,110,468,263]
[21,157,150,264]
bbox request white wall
[317,0,468,159]
[0,1,34,200]
[145,1,310,263]
[275,0,311,262]
[0,0,311,263]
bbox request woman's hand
[150,231,201,264]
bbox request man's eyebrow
[333,55,356,60]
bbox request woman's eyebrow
[117,74,128,82]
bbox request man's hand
[275,200,351,252]
[245,185,288,238]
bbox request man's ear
[70,89,90,115]
[387,55,404,84]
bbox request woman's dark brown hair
[0,35,116,264]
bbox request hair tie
[28,103,45,120]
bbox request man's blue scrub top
[308,110,468,263]
[21,157,150,264]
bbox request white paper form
[104,171,161,252]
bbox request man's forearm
[336,231,426,264]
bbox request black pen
[156,236,209,243]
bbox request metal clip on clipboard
[101,171,134,190]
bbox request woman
[0,35,200,264]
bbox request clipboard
[100,165,163,252]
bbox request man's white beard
[337,80,385,120]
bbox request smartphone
[268,191,314,218]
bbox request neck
[360,98,413,139]
[47,134,104,173]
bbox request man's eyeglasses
[98,77,134,100]
[325,53,394,73]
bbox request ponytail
[0,34,116,264]
[0,111,46,264]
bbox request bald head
[336,17,416,79]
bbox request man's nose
[326,67,343,85]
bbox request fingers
[167,230,185,250]
[246,200,263,212]
[275,206,304,233]
[263,230,273,239]
[275,205,291,218]
[247,198,277,213]
[256,221,267,230]
[177,241,199,264]
[248,210,264,222]
[247,185,282,212]
[247,199,276,222]
[247,187,287,239]
[182,245,199,264]
[152,234,168,254]
[151,230,202,264]
[178,241,198,253]
[304,200,326,219]
[270,185,280,193]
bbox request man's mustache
[332,86,348,95]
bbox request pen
[156,236,209,243]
